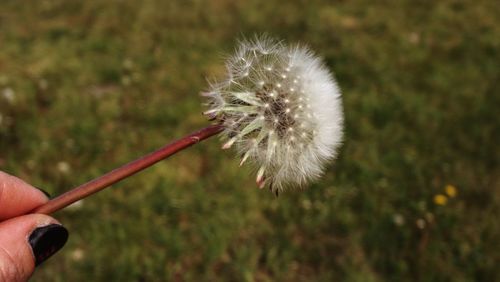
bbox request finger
[0,171,49,220]
[0,214,68,282]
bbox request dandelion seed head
[204,35,343,193]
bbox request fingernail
[37,188,51,199]
[29,224,69,266]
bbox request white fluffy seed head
[203,36,343,193]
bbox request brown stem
[32,124,223,215]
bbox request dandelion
[34,35,343,214]
[204,36,343,192]
[433,194,448,205]
[445,185,457,198]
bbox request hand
[0,171,68,282]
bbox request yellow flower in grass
[434,194,448,205]
[445,185,457,198]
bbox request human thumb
[0,214,68,282]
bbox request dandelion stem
[32,124,224,215]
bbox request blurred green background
[0,0,498,281]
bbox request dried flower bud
[204,36,343,193]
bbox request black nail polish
[29,224,69,266]
[38,188,51,199]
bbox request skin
[0,171,61,282]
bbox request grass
[0,0,498,281]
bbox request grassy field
[0,0,499,281]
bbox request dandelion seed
[256,166,266,188]
[66,199,84,210]
[240,151,251,166]
[204,35,343,192]
[222,138,236,149]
